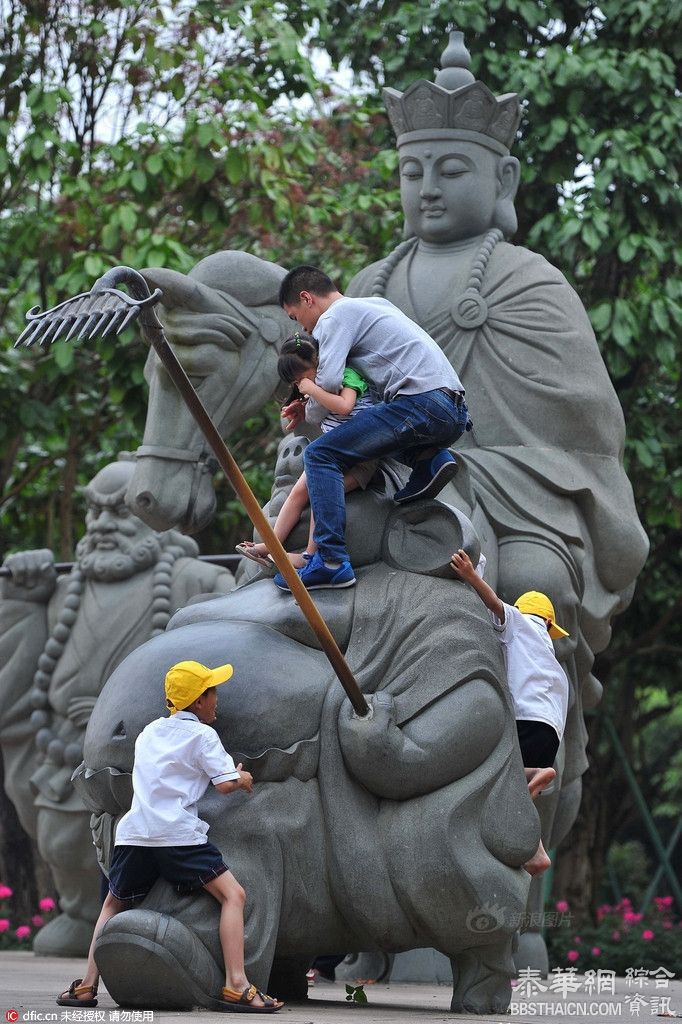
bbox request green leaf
[146,154,163,175]
[226,148,245,186]
[130,170,147,193]
[52,342,75,371]
[30,137,46,160]
[589,302,612,333]
[617,236,638,263]
[101,223,119,250]
[651,299,670,333]
[118,205,138,233]
[582,223,602,253]
[84,254,104,277]
[196,150,215,183]
[197,123,214,147]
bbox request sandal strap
[68,980,97,997]
[255,990,278,1007]
[221,984,280,1007]
[222,984,257,1004]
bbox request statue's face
[399,139,501,244]
[77,471,162,580]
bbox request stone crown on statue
[383,30,522,154]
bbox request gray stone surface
[0,458,234,957]
[3,952,680,1024]
[75,491,539,1014]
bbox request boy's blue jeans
[303,388,469,564]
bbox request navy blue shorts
[516,720,560,768]
[108,842,228,904]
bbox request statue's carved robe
[350,241,648,780]
[0,559,233,834]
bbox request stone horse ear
[381,500,481,578]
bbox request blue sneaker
[273,551,356,591]
[394,450,458,504]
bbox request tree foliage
[1,0,680,916]
[0,0,401,556]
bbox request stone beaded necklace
[370,228,503,330]
[28,543,185,769]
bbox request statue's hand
[338,692,428,799]
[339,679,506,800]
[1,549,57,603]
[67,696,97,728]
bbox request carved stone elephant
[75,486,538,1014]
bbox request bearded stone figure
[0,457,234,956]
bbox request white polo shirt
[491,604,569,742]
[115,711,241,847]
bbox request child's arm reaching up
[214,763,254,795]
[450,549,506,623]
[297,377,358,416]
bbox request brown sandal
[235,543,272,568]
[219,983,283,1013]
[56,979,98,1007]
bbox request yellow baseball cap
[514,592,569,639]
[165,660,234,714]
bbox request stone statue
[75,489,538,1014]
[343,32,648,968]
[8,27,641,998]
[114,32,646,977]
[0,457,235,956]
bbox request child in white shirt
[450,549,570,875]
[57,660,283,1014]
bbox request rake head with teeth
[15,266,162,349]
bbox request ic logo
[6,1010,19,1022]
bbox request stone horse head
[126,251,290,533]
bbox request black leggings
[516,720,560,768]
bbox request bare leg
[525,766,556,801]
[242,474,311,559]
[204,871,283,1010]
[58,891,127,1001]
[245,470,362,568]
[523,840,551,876]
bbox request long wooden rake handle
[145,321,369,716]
[14,266,370,716]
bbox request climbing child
[56,659,283,1014]
[236,333,378,582]
[450,549,570,875]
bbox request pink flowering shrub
[0,883,57,950]
[547,896,682,974]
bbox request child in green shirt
[237,333,378,576]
